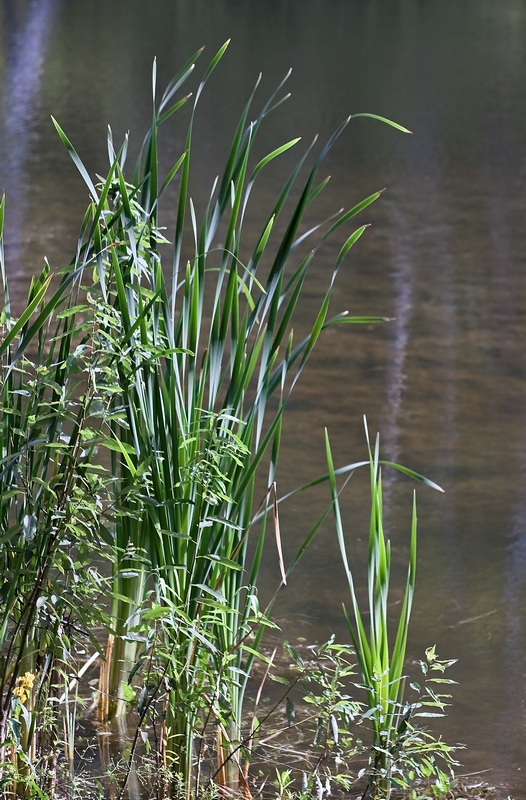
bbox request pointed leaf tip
[352,112,412,134]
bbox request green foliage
[275,639,458,800]
[326,425,458,798]
[0,205,114,794]
[0,41,461,800]
[55,41,400,796]
[356,646,460,798]
[287,639,363,794]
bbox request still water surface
[2,0,526,793]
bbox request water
[2,0,526,793]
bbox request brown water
[2,0,526,793]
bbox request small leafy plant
[358,646,460,798]
[290,639,363,795]
[276,638,458,800]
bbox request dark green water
[2,0,526,793]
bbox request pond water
[2,0,526,794]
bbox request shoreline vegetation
[0,42,497,800]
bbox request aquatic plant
[0,40,428,799]
[0,189,115,797]
[57,43,406,797]
[326,423,457,798]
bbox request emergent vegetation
[0,42,457,800]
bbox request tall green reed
[326,421,445,798]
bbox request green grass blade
[352,112,412,134]
[52,117,99,199]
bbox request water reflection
[0,0,60,264]
[379,201,413,472]
[497,504,526,776]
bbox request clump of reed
[0,41,425,799]
[327,422,457,798]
